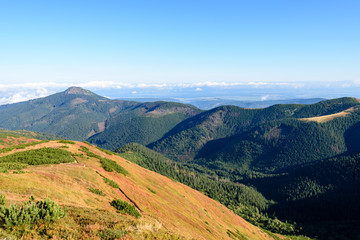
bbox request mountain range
[1,87,360,239]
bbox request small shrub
[80,146,128,175]
[96,146,114,155]
[103,177,119,189]
[97,228,126,240]
[89,188,105,196]
[110,199,141,218]
[0,197,65,228]
[0,194,6,205]
[0,162,29,172]
[100,158,128,175]
[59,145,69,149]
[147,188,156,194]
[57,140,75,144]
[80,146,99,159]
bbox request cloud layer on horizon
[0,80,358,105]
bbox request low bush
[89,188,105,196]
[100,158,128,175]
[148,188,156,194]
[0,162,28,173]
[97,228,126,239]
[103,177,119,189]
[0,194,6,205]
[0,148,74,165]
[110,199,141,218]
[80,146,128,175]
[57,140,75,144]
[0,196,65,229]
[96,146,114,155]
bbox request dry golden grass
[0,139,278,240]
[300,106,358,123]
[0,136,39,149]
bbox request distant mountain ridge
[0,87,200,142]
[120,97,325,109]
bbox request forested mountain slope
[150,98,360,169]
[0,87,138,140]
[88,101,201,150]
[0,87,200,144]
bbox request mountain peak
[64,86,94,96]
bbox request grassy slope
[0,135,277,240]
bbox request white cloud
[0,88,51,105]
[1,80,354,105]
[261,95,270,101]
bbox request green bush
[0,162,28,173]
[0,195,6,205]
[96,146,114,155]
[0,197,65,228]
[110,199,141,218]
[97,228,126,240]
[79,146,99,159]
[100,158,128,175]
[89,188,105,196]
[80,146,128,175]
[103,177,119,189]
[57,140,75,144]
[0,148,75,165]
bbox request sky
[0,0,359,103]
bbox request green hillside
[0,87,138,140]
[88,101,201,150]
[149,98,360,167]
[0,87,200,144]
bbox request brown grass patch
[0,136,39,149]
[300,106,358,123]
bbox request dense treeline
[115,143,303,235]
[117,143,271,211]
[89,113,192,150]
[149,98,360,167]
[117,139,360,239]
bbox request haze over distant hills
[120,97,324,110]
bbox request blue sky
[0,0,359,103]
